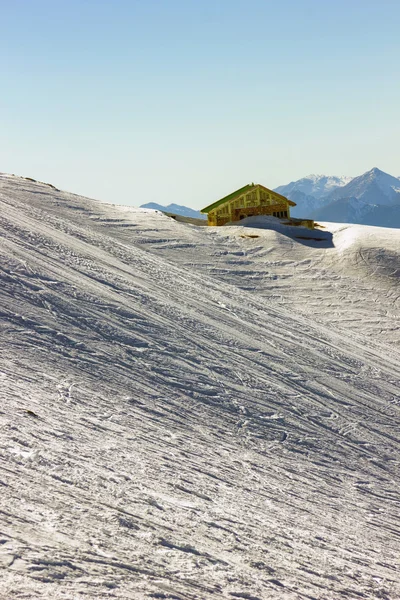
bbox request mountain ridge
[275,167,400,226]
[275,174,352,201]
[324,167,400,205]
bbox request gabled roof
[201,183,296,213]
[201,184,255,214]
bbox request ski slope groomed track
[0,173,399,599]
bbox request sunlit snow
[0,173,399,599]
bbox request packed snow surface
[0,173,399,599]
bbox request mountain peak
[367,167,385,176]
[355,167,400,189]
[314,168,400,220]
[275,168,400,224]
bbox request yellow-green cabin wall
[206,186,292,226]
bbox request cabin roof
[201,183,296,214]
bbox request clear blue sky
[1,0,399,208]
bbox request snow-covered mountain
[140,201,206,219]
[275,174,352,200]
[324,167,400,205]
[311,168,400,226]
[277,168,400,226]
[274,175,353,217]
[1,172,400,599]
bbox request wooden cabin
[201,183,298,227]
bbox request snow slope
[140,202,206,219]
[0,173,399,599]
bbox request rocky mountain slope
[0,173,399,599]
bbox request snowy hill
[1,172,400,599]
[140,201,206,219]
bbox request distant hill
[276,168,400,227]
[140,202,206,219]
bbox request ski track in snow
[0,173,399,599]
